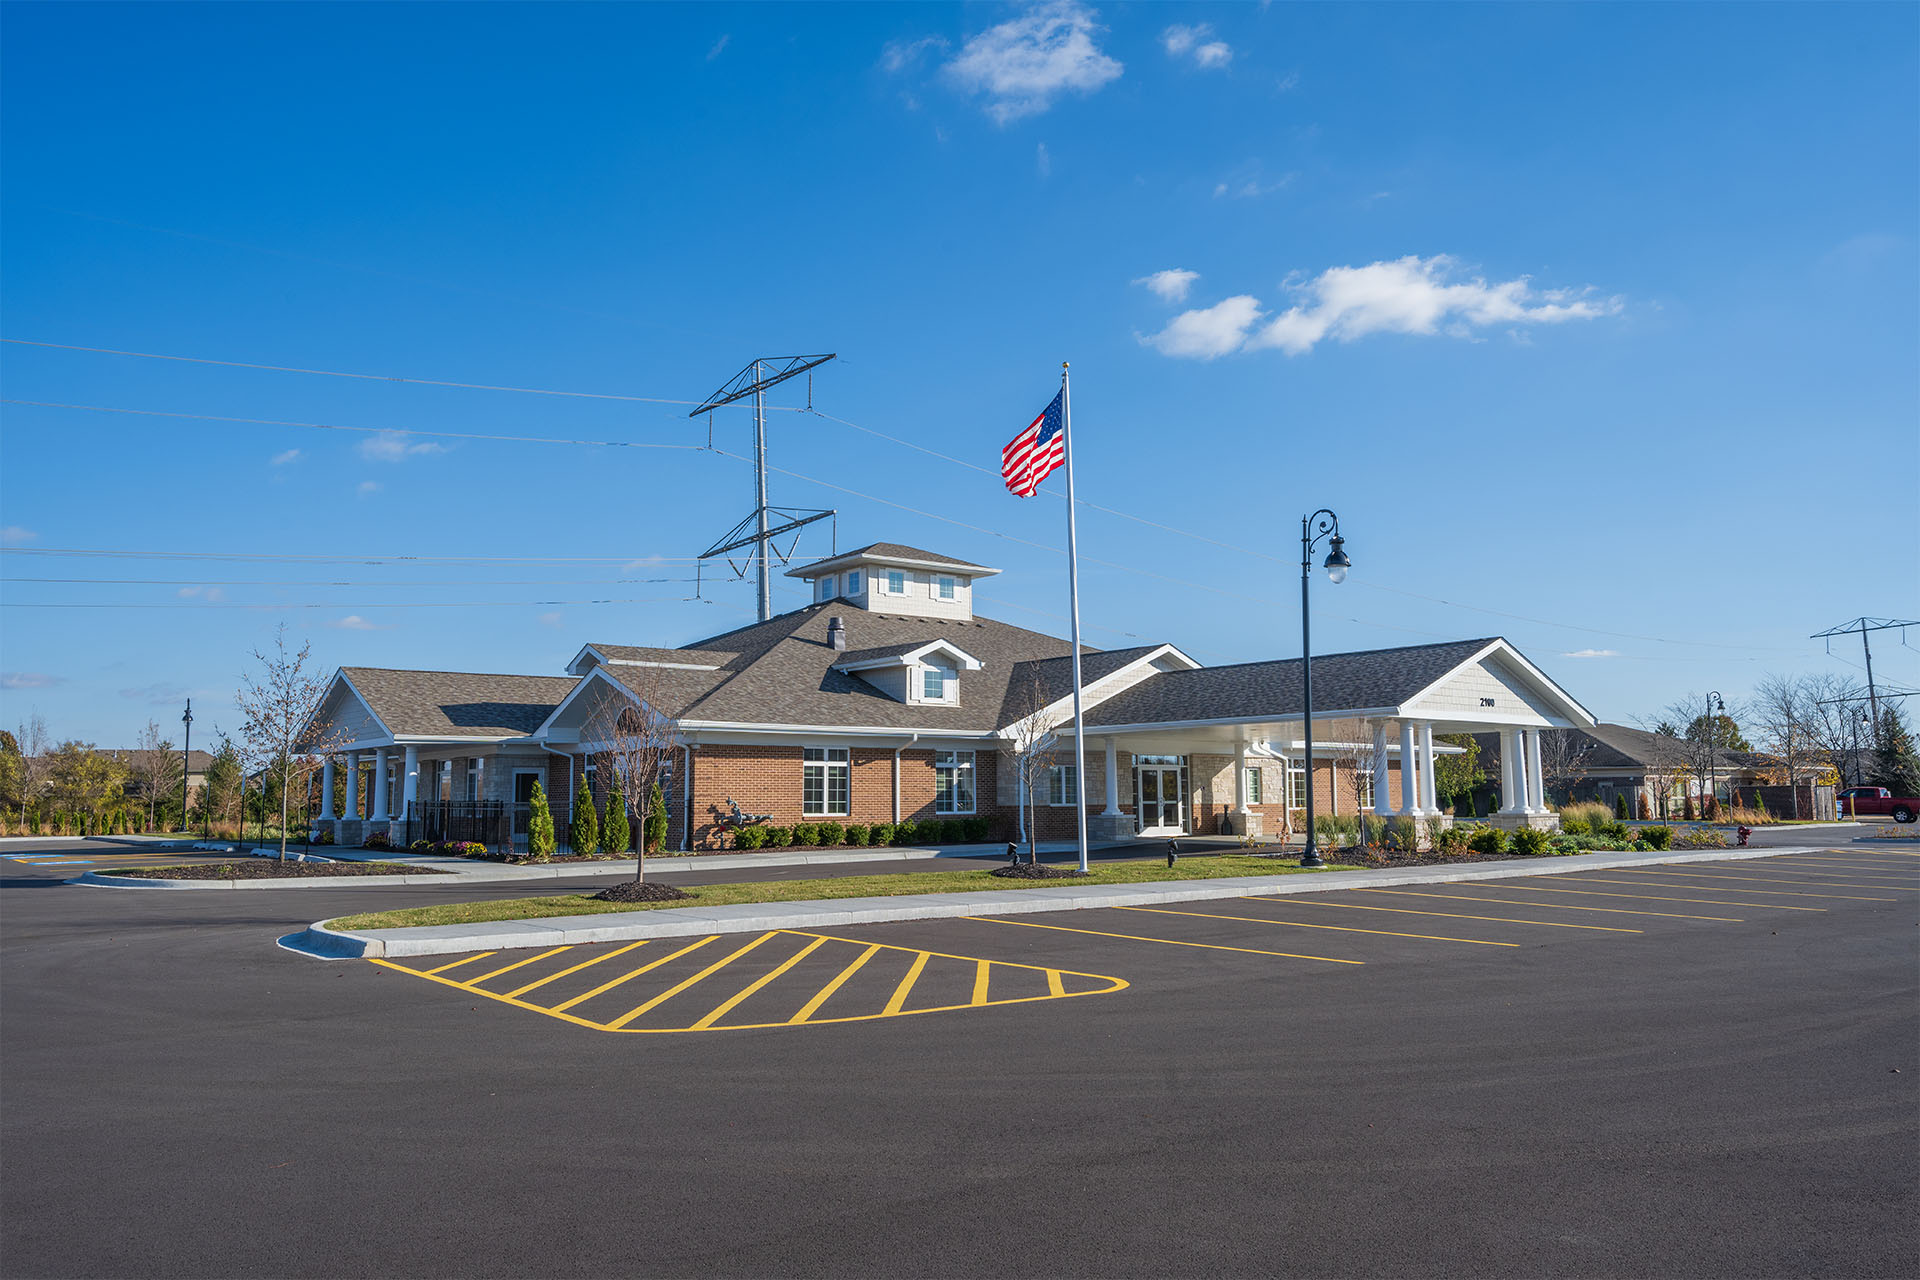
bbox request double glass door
[1137,765,1185,833]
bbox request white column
[1372,722,1389,814]
[402,745,420,819]
[1499,729,1521,814]
[344,751,361,818]
[1398,721,1417,816]
[319,757,336,819]
[371,747,390,820]
[1102,737,1121,816]
[1526,729,1547,812]
[1418,723,1437,814]
[1234,742,1251,815]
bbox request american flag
[1001,389,1066,498]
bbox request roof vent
[827,616,847,651]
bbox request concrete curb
[284,843,1841,960]
[75,869,465,891]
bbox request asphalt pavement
[2,832,1915,1278]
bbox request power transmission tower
[691,355,837,621]
[1810,616,1918,744]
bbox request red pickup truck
[1837,787,1919,822]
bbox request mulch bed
[591,880,695,903]
[990,862,1092,880]
[109,860,447,880]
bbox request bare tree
[15,712,51,815]
[1796,671,1868,787]
[129,719,181,832]
[1751,673,1820,818]
[1001,668,1061,862]
[1326,717,1380,845]
[1536,728,1597,804]
[1637,728,1689,820]
[1661,694,1746,813]
[235,625,343,860]
[583,677,677,884]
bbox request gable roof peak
[784,542,1000,579]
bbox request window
[921,665,949,701]
[1288,764,1308,810]
[1356,769,1373,810]
[888,570,905,594]
[465,759,482,802]
[845,570,861,595]
[817,575,835,601]
[937,575,957,600]
[1243,767,1263,804]
[802,746,849,816]
[1047,763,1079,806]
[935,750,975,814]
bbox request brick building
[302,542,1596,850]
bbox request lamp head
[1323,535,1350,584]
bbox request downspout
[680,738,696,851]
[893,733,919,824]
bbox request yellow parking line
[604,933,780,1029]
[425,952,497,975]
[553,936,722,1013]
[1358,888,1743,922]
[789,944,883,1023]
[1239,896,1641,932]
[1560,873,1894,902]
[1489,883,1823,911]
[1767,853,1920,868]
[504,939,652,998]
[689,935,828,1030]
[971,960,992,1006]
[1046,969,1066,997]
[968,915,1364,964]
[1753,860,1920,883]
[465,947,575,986]
[881,951,933,1016]
[1115,903,1519,947]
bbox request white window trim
[934,750,976,815]
[1047,763,1079,807]
[846,569,862,595]
[887,569,906,594]
[1244,766,1263,805]
[817,575,836,602]
[937,575,957,600]
[802,745,851,817]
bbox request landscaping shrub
[891,819,918,846]
[1468,826,1507,856]
[526,781,556,862]
[1380,816,1418,850]
[603,774,630,856]
[1561,818,1590,837]
[1726,806,1776,826]
[645,782,668,853]
[1453,794,1477,820]
[762,825,791,848]
[1703,793,1721,821]
[1510,827,1550,857]
[1638,792,1654,820]
[1558,801,1612,830]
[842,823,868,847]
[790,823,819,848]
[1434,823,1472,853]
[731,824,768,850]
[869,822,895,847]
[1642,825,1673,850]
[572,775,599,857]
[1683,793,1696,821]
[364,829,396,851]
[815,821,844,847]
[1547,834,1581,856]
[962,816,990,843]
[1594,819,1630,841]
[410,839,434,850]
[1676,827,1728,849]
[1313,814,1357,845]
[1613,793,1630,819]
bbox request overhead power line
[1,595,714,611]
[3,548,712,565]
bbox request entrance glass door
[1136,765,1184,833]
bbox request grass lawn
[325,854,1348,932]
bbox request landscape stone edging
[282,844,1835,960]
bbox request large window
[1356,768,1373,810]
[920,665,951,702]
[888,570,906,594]
[937,575,957,600]
[802,747,850,816]
[846,570,862,595]
[1047,763,1079,806]
[1288,764,1308,810]
[935,750,975,814]
[816,575,835,602]
[1243,767,1263,804]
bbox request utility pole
[690,354,838,622]
[1811,618,1918,747]
[179,699,193,833]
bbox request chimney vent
[827,616,847,651]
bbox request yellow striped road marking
[504,939,651,998]
[881,950,933,1016]
[1612,871,1897,901]
[967,915,1364,964]
[1761,853,1920,870]
[1114,903,1520,947]
[1357,888,1743,922]
[689,935,829,1030]
[788,944,883,1024]
[1751,860,1920,882]
[971,959,992,1006]
[1485,883,1823,911]
[551,936,719,1013]
[425,952,497,975]
[466,947,575,986]
[1047,969,1066,997]
[604,933,779,1028]
[1238,896,1642,932]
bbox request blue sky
[3,1,1916,748]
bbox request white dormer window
[846,570,861,595]
[921,666,947,700]
[817,575,835,601]
[888,570,905,594]
[937,575,956,600]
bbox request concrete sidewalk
[282,843,1840,960]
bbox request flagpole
[1061,361,1090,874]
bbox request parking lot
[3,840,1915,1278]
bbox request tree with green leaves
[1871,707,1920,797]
[526,780,556,861]
[1433,733,1484,812]
[601,770,630,857]
[1685,712,1750,752]
[571,772,599,856]
[645,780,668,853]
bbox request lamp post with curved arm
[1705,690,1725,820]
[1298,509,1351,868]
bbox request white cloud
[1133,268,1200,303]
[706,34,730,61]
[1036,141,1051,177]
[1562,649,1621,659]
[328,615,388,631]
[0,526,36,545]
[944,2,1123,124]
[1274,71,1300,92]
[356,480,382,497]
[1161,23,1231,69]
[270,448,302,466]
[539,611,565,628]
[1142,255,1622,359]
[357,431,445,462]
[1139,294,1264,360]
[1,671,64,690]
[175,586,227,602]
[1213,170,1294,200]
[881,35,948,74]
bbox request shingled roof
[1084,638,1501,727]
[785,542,998,578]
[340,668,580,737]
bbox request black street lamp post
[1298,509,1351,869]
[178,699,193,833]
[1705,690,1725,821]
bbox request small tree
[526,780,556,861]
[1002,668,1061,862]
[1537,729,1597,806]
[236,626,345,860]
[572,773,599,856]
[588,678,675,882]
[129,719,182,833]
[645,781,668,854]
[1871,706,1920,796]
[1433,732,1484,813]
[602,771,631,857]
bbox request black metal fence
[391,800,639,855]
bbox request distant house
[1508,722,1835,819]
[99,748,217,802]
[301,541,1600,850]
